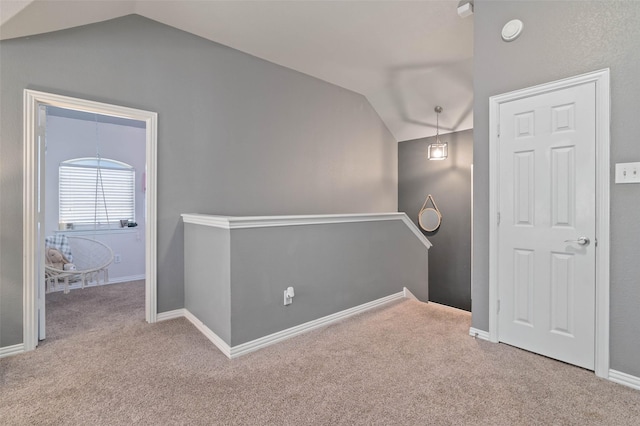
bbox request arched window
[59,157,135,227]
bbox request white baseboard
[105,274,146,285]
[230,291,404,358]
[175,291,405,359]
[403,287,419,301]
[156,308,231,357]
[156,308,187,322]
[464,333,639,390]
[158,307,640,391]
[0,343,25,358]
[609,369,640,391]
[183,310,232,358]
[47,274,146,293]
[469,327,491,341]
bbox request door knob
[564,237,590,246]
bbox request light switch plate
[615,162,640,184]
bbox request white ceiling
[0,0,473,142]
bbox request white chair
[45,236,114,294]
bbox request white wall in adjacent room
[44,112,146,283]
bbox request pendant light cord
[435,106,442,143]
[93,115,110,229]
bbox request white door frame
[23,89,158,351]
[488,69,610,378]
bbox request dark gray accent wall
[0,15,397,347]
[398,129,472,311]
[473,1,640,376]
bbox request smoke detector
[502,19,524,42]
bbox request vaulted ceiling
[0,0,473,142]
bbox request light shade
[428,105,448,160]
[428,142,448,160]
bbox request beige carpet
[1,281,639,425]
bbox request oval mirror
[419,207,442,232]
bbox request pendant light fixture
[428,106,448,160]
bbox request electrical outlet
[615,162,640,184]
[284,286,294,305]
[114,254,121,264]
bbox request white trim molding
[183,310,232,358]
[108,274,146,285]
[488,69,610,377]
[175,291,405,359]
[469,327,491,341]
[609,370,640,391]
[0,343,25,358]
[230,291,404,358]
[156,308,187,322]
[182,212,432,250]
[403,287,419,301]
[46,275,146,293]
[23,90,158,352]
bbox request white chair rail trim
[181,212,432,249]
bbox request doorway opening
[23,90,158,351]
[43,106,146,341]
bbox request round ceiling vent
[501,19,524,42]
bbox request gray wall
[0,15,397,347]
[184,224,231,344]
[473,1,640,376]
[229,220,427,346]
[399,129,473,311]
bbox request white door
[497,81,596,369]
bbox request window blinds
[59,164,135,225]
